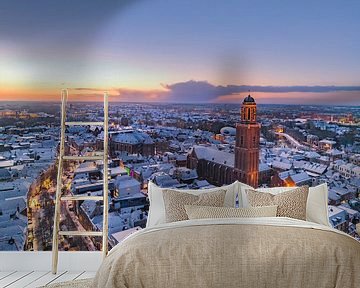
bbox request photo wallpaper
[0,0,359,252]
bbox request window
[247,108,251,121]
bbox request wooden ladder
[52,89,109,274]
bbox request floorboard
[0,272,16,281]
[24,271,66,288]
[72,271,85,280]
[75,271,96,280]
[6,271,49,288]
[0,271,33,288]
[0,271,96,288]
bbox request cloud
[163,81,360,104]
[114,87,169,102]
[216,91,360,105]
[60,87,167,102]
[167,80,360,97]
[162,81,220,102]
[70,81,360,105]
[71,88,105,92]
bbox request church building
[187,94,260,188]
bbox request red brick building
[188,94,261,187]
[234,95,260,188]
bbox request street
[26,151,98,251]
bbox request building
[220,127,236,136]
[234,94,261,187]
[187,146,234,186]
[187,94,260,187]
[110,226,142,246]
[171,167,198,184]
[350,154,360,166]
[330,187,356,202]
[258,163,272,186]
[319,139,336,151]
[271,170,312,187]
[335,163,360,179]
[112,175,147,211]
[328,205,348,233]
[307,134,319,146]
[110,130,155,156]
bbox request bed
[92,182,360,288]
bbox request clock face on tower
[235,94,260,188]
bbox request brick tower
[234,94,260,187]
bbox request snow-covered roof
[326,149,343,156]
[259,163,271,172]
[294,160,327,175]
[289,172,311,184]
[272,160,292,171]
[191,145,234,167]
[0,197,26,215]
[112,131,153,145]
[304,151,321,159]
[319,139,336,145]
[111,226,142,244]
[0,160,14,168]
[115,175,140,188]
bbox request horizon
[0,99,359,108]
[1,82,360,105]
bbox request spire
[241,93,257,123]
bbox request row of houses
[0,126,57,250]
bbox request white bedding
[110,217,354,256]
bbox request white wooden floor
[0,270,96,288]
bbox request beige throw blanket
[93,217,360,288]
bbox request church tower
[234,94,260,187]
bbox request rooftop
[191,145,234,167]
[243,94,255,103]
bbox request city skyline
[1,0,360,104]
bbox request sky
[0,0,360,104]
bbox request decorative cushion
[245,186,309,220]
[162,189,226,223]
[184,205,278,220]
[146,181,240,228]
[254,183,330,226]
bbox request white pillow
[146,181,240,228]
[241,183,331,227]
[237,182,253,207]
